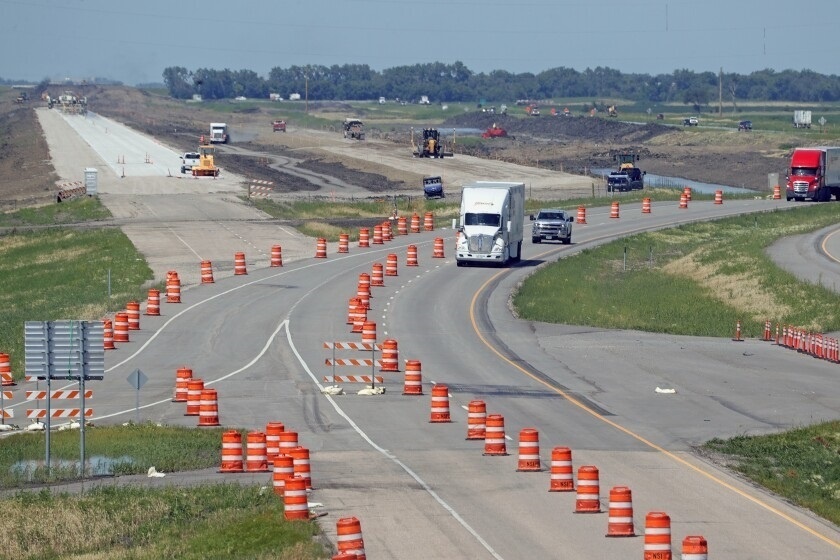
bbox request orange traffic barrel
[406,245,419,266]
[234,252,247,275]
[336,516,366,559]
[548,446,575,491]
[358,272,372,305]
[351,304,367,334]
[172,366,192,402]
[385,253,398,276]
[429,384,451,423]
[270,244,283,267]
[397,216,408,235]
[347,297,361,324]
[272,454,294,495]
[185,378,204,416]
[102,319,115,350]
[289,446,312,489]
[381,220,392,242]
[278,429,299,455]
[773,185,781,200]
[380,339,398,372]
[410,212,421,233]
[642,198,651,214]
[714,190,723,205]
[166,273,181,303]
[265,421,285,461]
[372,224,383,244]
[283,476,309,520]
[683,186,692,201]
[432,237,445,258]
[245,431,270,473]
[516,428,542,472]
[219,430,244,473]
[610,201,620,219]
[403,359,423,395]
[338,233,349,253]
[605,486,635,537]
[484,414,508,455]
[198,389,220,426]
[574,465,601,513]
[361,321,377,347]
[113,312,129,342]
[371,263,385,286]
[144,288,160,316]
[358,227,370,247]
[0,353,13,386]
[200,259,214,283]
[466,400,486,440]
[576,206,587,224]
[423,211,434,231]
[681,535,708,559]
[679,193,688,209]
[315,237,327,258]
[644,512,672,559]
[125,301,140,330]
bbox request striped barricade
[26,389,93,420]
[1,390,13,419]
[324,340,386,385]
[325,358,382,367]
[248,180,274,198]
[323,342,380,351]
[322,375,384,384]
[56,181,87,202]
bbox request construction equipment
[14,91,29,104]
[608,105,618,117]
[343,118,365,140]
[191,143,220,177]
[209,123,228,144]
[272,120,286,132]
[607,152,645,192]
[481,124,507,138]
[412,128,453,158]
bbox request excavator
[412,128,453,158]
[191,142,220,177]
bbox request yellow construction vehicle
[191,143,220,177]
[608,105,618,117]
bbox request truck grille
[792,181,810,194]
[467,234,494,254]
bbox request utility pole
[718,67,723,116]
[305,74,309,114]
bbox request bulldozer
[191,143,220,177]
[412,128,453,158]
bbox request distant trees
[161,63,840,104]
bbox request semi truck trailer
[456,182,525,266]
[786,147,840,202]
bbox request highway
[16,109,840,558]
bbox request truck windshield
[465,213,501,227]
[538,213,562,220]
[791,167,817,177]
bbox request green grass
[514,204,840,337]
[0,196,112,227]
[703,420,840,526]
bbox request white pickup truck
[180,152,200,174]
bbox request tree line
[162,62,840,106]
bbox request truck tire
[562,236,571,245]
[532,236,541,243]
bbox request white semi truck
[209,122,228,144]
[456,182,525,267]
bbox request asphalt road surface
[12,109,840,559]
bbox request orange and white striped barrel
[642,198,652,214]
[126,301,140,330]
[370,263,385,286]
[278,429,299,456]
[397,216,408,235]
[423,211,434,231]
[610,201,620,218]
[683,186,692,201]
[372,224,383,244]
[763,319,772,341]
[484,414,508,455]
[270,244,283,267]
[102,319,115,350]
[245,431,270,473]
[347,297,361,324]
[219,430,244,473]
[358,272,371,301]
[0,353,13,386]
[714,190,723,205]
[380,339,398,372]
[338,233,349,253]
[289,446,312,489]
[548,446,575,491]
[429,384,451,423]
[265,421,285,461]
[351,304,367,334]
[315,237,327,258]
[358,227,370,247]
[272,454,294,495]
[197,388,220,427]
[185,378,204,416]
[574,465,601,513]
[283,476,310,520]
[516,428,542,472]
[466,399,486,440]
[644,512,672,559]
[172,366,192,402]
[432,237,445,258]
[166,274,181,303]
[681,535,707,560]
[200,260,214,283]
[234,252,247,275]
[144,288,160,316]
[406,245,418,266]
[382,220,392,241]
[577,205,587,224]
[410,212,421,233]
[385,253,398,276]
[336,516,366,559]
[605,486,635,537]
[113,312,129,342]
[679,193,688,209]
[773,185,781,200]
[361,321,377,347]
[403,359,423,395]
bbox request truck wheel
[181,167,186,174]
[562,236,571,245]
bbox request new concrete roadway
[13,108,840,559]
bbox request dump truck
[343,118,365,140]
[786,146,840,201]
[456,182,525,267]
[272,120,286,132]
[209,123,228,144]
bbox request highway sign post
[126,368,148,424]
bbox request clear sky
[2,0,838,85]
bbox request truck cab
[422,176,444,199]
[210,123,228,144]
[180,152,200,174]
[456,182,525,267]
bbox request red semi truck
[786,147,840,201]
